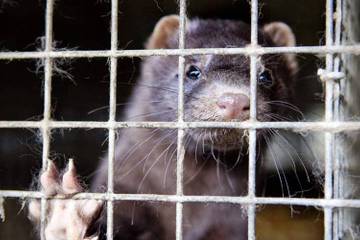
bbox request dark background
[0,0,325,239]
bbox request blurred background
[1,0,358,239]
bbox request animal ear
[262,22,296,47]
[263,22,298,75]
[146,15,180,49]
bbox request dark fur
[91,19,297,240]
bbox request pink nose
[216,93,250,120]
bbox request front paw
[28,160,103,240]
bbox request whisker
[157,133,192,190]
[224,169,236,193]
[264,134,290,198]
[274,130,311,183]
[137,139,175,193]
[162,142,177,188]
[185,156,209,185]
[269,129,305,196]
[87,101,164,115]
[119,128,162,169]
[126,109,176,121]
[141,129,176,172]
[264,113,294,122]
[297,133,322,182]
[227,142,244,171]
[118,130,177,180]
[193,131,202,165]
[118,82,178,93]
[118,82,199,100]
[265,100,305,119]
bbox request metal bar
[1,45,360,59]
[4,190,360,208]
[248,129,257,240]
[107,129,115,240]
[324,0,335,239]
[248,1,258,239]
[176,1,187,239]
[3,120,360,131]
[176,128,186,240]
[40,0,55,239]
[106,0,119,239]
[250,0,258,46]
[333,0,344,238]
[248,60,258,198]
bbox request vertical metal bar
[107,0,119,239]
[247,128,257,240]
[40,0,54,239]
[333,0,343,115]
[176,129,185,240]
[333,0,343,239]
[248,1,258,240]
[250,0,258,46]
[176,1,186,240]
[43,1,54,124]
[325,0,335,239]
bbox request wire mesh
[0,0,357,239]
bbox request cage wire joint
[318,68,345,82]
[0,197,5,222]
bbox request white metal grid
[0,0,359,239]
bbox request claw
[79,200,103,223]
[62,159,83,194]
[85,236,99,240]
[29,160,103,240]
[40,160,60,196]
[28,200,41,222]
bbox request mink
[28,16,298,240]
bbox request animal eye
[186,65,202,80]
[258,70,273,87]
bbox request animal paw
[28,160,103,240]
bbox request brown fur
[90,16,298,240]
[29,16,298,240]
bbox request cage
[0,0,359,239]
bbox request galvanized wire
[0,0,355,240]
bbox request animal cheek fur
[188,98,220,121]
[255,96,271,120]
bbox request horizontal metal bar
[1,120,360,132]
[2,190,360,208]
[0,45,360,60]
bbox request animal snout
[216,93,250,120]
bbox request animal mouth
[187,128,249,151]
